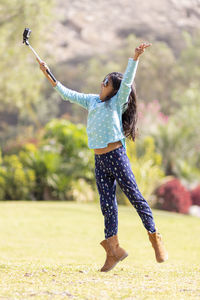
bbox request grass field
[0,201,199,299]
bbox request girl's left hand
[133,42,152,60]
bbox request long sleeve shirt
[54,58,139,149]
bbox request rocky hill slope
[47,0,200,63]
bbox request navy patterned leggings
[95,145,156,239]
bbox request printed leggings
[95,145,156,239]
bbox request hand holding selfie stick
[23,28,57,83]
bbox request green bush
[19,143,64,200]
[43,119,95,182]
[18,119,97,200]
[0,149,6,200]
[0,152,36,200]
[67,178,96,203]
[152,104,200,185]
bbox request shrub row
[0,119,96,201]
[155,178,200,213]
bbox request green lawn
[0,201,199,299]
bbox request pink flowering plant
[137,100,169,137]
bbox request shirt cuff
[53,81,61,91]
[128,57,139,65]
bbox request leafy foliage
[0,0,55,146]
[151,94,200,184]
[0,151,36,200]
[0,119,97,201]
[190,185,200,206]
[155,178,192,214]
[43,119,94,183]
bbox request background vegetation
[0,0,200,214]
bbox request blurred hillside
[47,0,200,63]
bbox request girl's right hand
[36,58,49,73]
[133,42,152,60]
[36,58,57,87]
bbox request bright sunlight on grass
[0,201,199,299]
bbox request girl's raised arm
[117,42,151,107]
[36,58,92,110]
[116,58,139,107]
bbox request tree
[0,0,54,148]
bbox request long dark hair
[103,72,138,141]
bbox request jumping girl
[37,42,168,272]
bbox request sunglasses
[102,77,109,87]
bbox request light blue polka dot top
[54,58,139,149]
